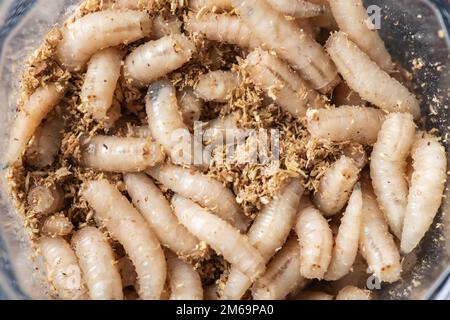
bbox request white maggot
[151,15,182,38]
[39,236,88,300]
[328,0,394,72]
[58,10,152,70]
[295,207,333,279]
[41,213,73,237]
[335,286,372,300]
[166,251,203,300]
[81,47,123,124]
[82,179,167,300]
[147,164,249,232]
[195,70,238,103]
[401,133,447,254]
[222,178,304,300]
[27,184,64,215]
[246,49,325,117]
[232,0,340,93]
[370,113,416,239]
[171,195,265,281]
[252,237,309,300]
[81,135,164,172]
[185,13,261,50]
[6,83,65,165]
[359,182,402,283]
[313,155,361,217]
[25,113,64,168]
[325,184,363,281]
[306,105,385,145]
[177,88,203,128]
[124,34,196,85]
[326,32,420,118]
[72,227,123,300]
[124,173,200,256]
[145,80,203,166]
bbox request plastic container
[0,0,449,300]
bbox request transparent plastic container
[0,0,449,300]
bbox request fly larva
[72,227,123,300]
[6,83,65,165]
[329,0,393,72]
[359,182,402,283]
[82,179,167,300]
[147,164,250,232]
[222,178,304,300]
[126,125,152,139]
[313,156,361,217]
[81,47,123,124]
[325,184,363,281]
[335,286,372,300]
[252,237,309,300]
[145,80,203,166]
[81,135,164,172]
[342,144,368,169]
[185,13,261,50]
[58,10,152,70]
[370,113,416,239]
[246,49,325,118]
[194,70,238,103]
[112,0,156,10]
[232,0,340,93]
[166,251,203,300]
[124,34,196,85]
[295,207,333,279]
[25,113,64,168]
[41,213,73,237]
[401,133,447,254]
[178,88,203,128]
[27,184,64,215]
[151,15,182,38]
[306,105,385,145]
[188,0,233,11]
[124,173,200,256]
[292,291,334,300]
[326,32,420,118]
[39,237,88,300]
[171,195,265,281]
[332,82,367,107]
[203,113,238,146]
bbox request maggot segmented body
[295,207,333,280]
[222,178,304,300]
[177,88,203,128]
[252,237,309,300]
[124,173,200,256]
[111,0,156,10]
[166,251,203,300]
[325,184,363,281]
[147,164,250,232]
[328,0,394,72]
[195,70,238,103]
[171,195,265,281]
[82,179,167,300]
[185,13,261,50]
[232,0,340,93]
[326,32,420,118]
[25,113,64,168]
[313,155,361,217]
[6,83,65,165]
[41,213,73,237]
[370,113,416,239]
[306,105,385,145]
[401,133,447,254]
[81,47,123,124]
[27,184,64,215]
[72,227,123,300]
[359,182,402,283]
[58,10,152,70]
[335,286,372,300]
[39,237,88,300]
[151,15,182,38]
[81,135,164,172]
[246,49,325,118]
[145,80,204,166]
[124,34,196,85]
